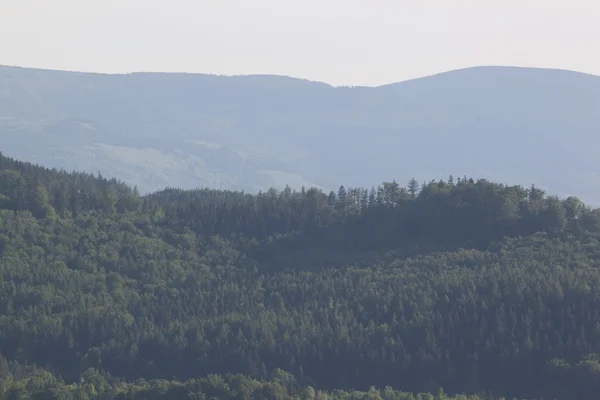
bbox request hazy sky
[1,0,598,86]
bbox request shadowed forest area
[2,151,600,399]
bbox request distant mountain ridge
[1,65,599,203]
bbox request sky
[1,0,599,86]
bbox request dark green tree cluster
[1,151,600,399]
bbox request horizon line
[0,63,598,88]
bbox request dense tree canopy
[1,151,600,399]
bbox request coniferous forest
[2,151,600,399]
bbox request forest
[1,151,600,399]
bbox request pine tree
[408,178,420,198]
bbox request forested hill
[2,151,600,399]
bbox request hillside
[1,65,600,203]
[2,152,600,399]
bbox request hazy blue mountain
[1,65,599,202]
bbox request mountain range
[1,64,599,203]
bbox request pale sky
[1,0,599,86]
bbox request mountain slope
[1,65,599,202]
[2,152,600,399]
